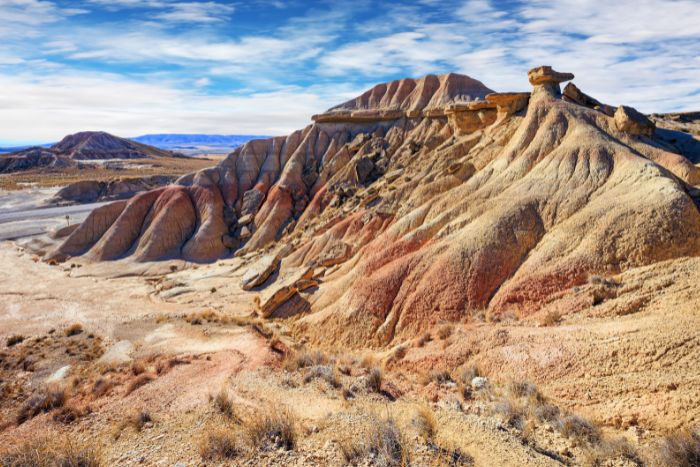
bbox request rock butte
[44,66,700,346]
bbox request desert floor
[1,238,697,466]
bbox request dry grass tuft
[507,381,545,405]
[114,411,153,439]
[437,323,454,340]
[429,369,453,385]
[65,323,84,337]
[52,403,89,424]
[284,349,328,372]
[540,310,562,326]
[429,444,475,466]
[303,365,342,389]
[213,389,238,420]
[391,344,408,361]
[340,415,410,467]
[130,360,146,376]
[244,406,297,451]
[413,404,437,441]
[91,377,115,398]
[366,367,383,393]
[16,386,67,425]
[653,427,700,467]
[0,438,102,466]
[583,436,641,466]
[199,424,242,460]
[6,335,24,347]
[416,332,432,347]
[560,415,602,446]
[125,374,155,395]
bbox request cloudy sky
[0,0,698,144]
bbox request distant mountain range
[0,134,268,156]
[131,134,268,155]
[0,144,51,153]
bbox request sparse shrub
[416,332,432,347]
[213,390,236,420]
[359,353,378,369]
[131,360,146,376]
[533,402,561,423]
[494,398,525,430]
[131,411,153,431]
[430,369,453,385]
[303,365,341,389]
[507,381,545,405]
[6,335,24,347]
[437,324,454,340]
[0,438,102,466]
[125,374,154,395]
[91,377,114,398]
[366,367,382,393]
[337,364,352,376]
[392,344,407,361]
[53,403,87,424]
[284,350,328,371]
[341,415,410,467]
[113,411,153,439]
[199,425,242,460]
[540,310,562,326]
[654,426,700,467]
[560,415,602,445]
[413,404,437,441]
[459,366,481,382]
[65,323,83,337]
[430,444,474,466]
[584,436,642,466]
[16,386,67,425]
[244,407,297,451]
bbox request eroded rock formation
[45,67,700,346]
[50,175,175,205]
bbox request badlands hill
[44,67,700,348]
[0,131,181,174]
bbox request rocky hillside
[44,67,700,346]
[0,131,181,173]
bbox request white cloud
[155,2,234,23]
[0,70,343,142]
[0,0,698,144]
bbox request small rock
[46,365,71,383]
[471,376,489,389]
[614,105,655,137]
[239,226,252,240]
[241,254,280,290]
[238,214,253,226]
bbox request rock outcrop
[562,83,615,116]
[45,67,700,346]
[528,66,574,97]
[614,105,656,136]
[0,131,181,174]
[50,175,175,205]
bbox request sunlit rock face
[47,67,700,346]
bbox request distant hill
[0,144,50,154]
[0,131,181,174]
[132,134,268,155]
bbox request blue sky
[0,0,699,144]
